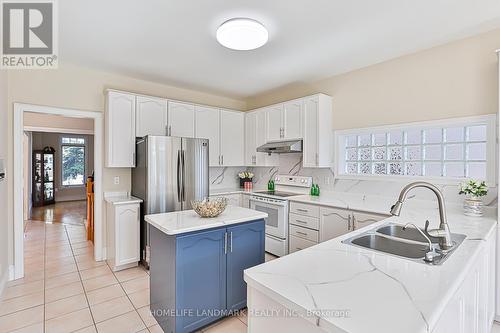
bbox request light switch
[114,176,120,185]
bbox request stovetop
[253,190,300,198]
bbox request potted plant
[238,171,254,188]
[459,180,488,216]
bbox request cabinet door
[227,220,265,311]
[283,100,302,140]
[176,228,227,332]
[302,97,318,167]
[265,105,283,142]
[135,96,167,137]
[220,110,244,166]
[319,207,351,242]
[255,110,278,166]
[106,91,136,167]
[195,106,220,166]
[115,204,140,266]
[168,101,195,137]
[245,111,257,166]
[215,194,241,207]
[352,211,385,231]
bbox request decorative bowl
[191,197,228,218]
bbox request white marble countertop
[104,195,143,205]
[145,205,268,235]
[244,201,497,333]
[210,187,265,196]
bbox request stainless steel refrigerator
[132,136,209,267]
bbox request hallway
[0,221,157,333]
[30,200,87,226]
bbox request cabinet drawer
[289,213,319,230]
[289,235,317,253]
[289,225,319,243]
[290,202,320,218]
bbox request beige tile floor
[0,220,266,333]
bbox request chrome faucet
[403,223,440,262]
[390,182,454,250]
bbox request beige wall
[5,64,247,271]
[24,112,94,131]
[0,69,9,286]
[247,28,500,130]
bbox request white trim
[0,267,9,299]
[333,114,497,185]
[23,126,94,135]
[13,103,104,281]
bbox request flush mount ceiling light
[216,18,268,51]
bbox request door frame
[13,103,104,280]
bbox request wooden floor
[30,200,87,226]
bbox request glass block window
[337,116,495,181]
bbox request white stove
[250,175,312,257]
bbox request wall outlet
[114,176,120,185]
[325,176,331,185]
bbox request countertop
[210,187,264,196]
[104,195,143,205]
[145,205,268,235]
[244,199,497,333]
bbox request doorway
[13,103,103,280]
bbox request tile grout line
[108,265,150,332]
[63,224,98,333]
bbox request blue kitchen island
[145,206,267,333]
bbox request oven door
[250,198,287,239]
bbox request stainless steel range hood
[256,140,302,154]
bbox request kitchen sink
[343,222,466,265]
[351,234,428,259]
[376,224,441,243]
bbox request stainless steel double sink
[343,223,466,265]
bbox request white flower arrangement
[238,171,254,179]
[459,180,488,198]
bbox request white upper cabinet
[220,110,244,166]
[302,94,333,168]
[265,104,284,142]
[195,106,220,166]
[245,110,278,167]
[283,100,302,140]
[135,96,167,137]
[245,111,257,166]
[106,91,136,168]
[167,101,195,138]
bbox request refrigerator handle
[177,150,181,202]
[181,150,186,202]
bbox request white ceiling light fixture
[216,18,268,51]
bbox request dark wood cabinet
[32,150,55,207]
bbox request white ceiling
[60,0,500,99]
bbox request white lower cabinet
[433,231,495,333]
[320,207,386,242]
[289,203,320,253]
[106,201,141,271]
[319,207,351,242]
[210,193,242,207]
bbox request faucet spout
[390,182,454,250]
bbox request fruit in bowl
[191,197,228,218]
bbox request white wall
[0,70,10,290]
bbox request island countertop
[145,205,268,235]
[244,201,497,333]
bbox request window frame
[334,115,497,185]
[60,136,87,188]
